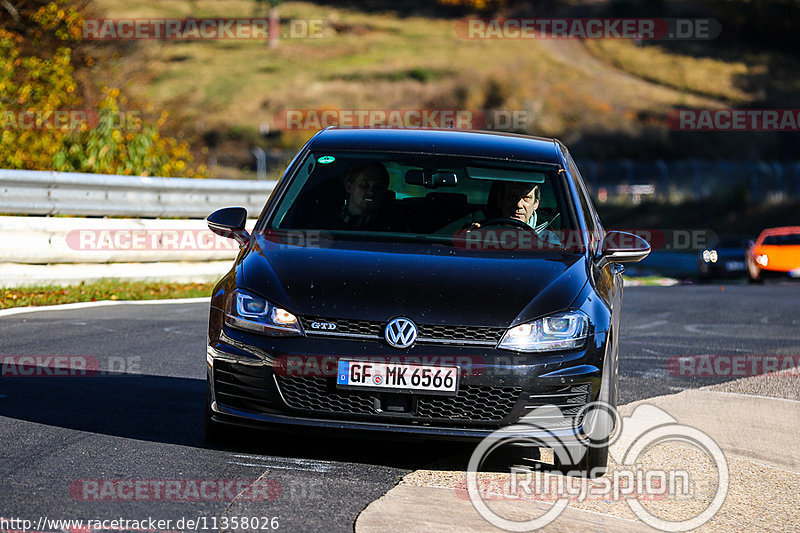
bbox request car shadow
[0,372,522,472]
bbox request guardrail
[0,169,277,218]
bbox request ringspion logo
[467,403,728,531]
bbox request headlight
[498,310,589,352]
[756,254,768,267]
[224,289,303,336]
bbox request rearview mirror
[207,207,250,247]
[598,231,651,268]
[404,169,458,188]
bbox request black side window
[567,154,602,252]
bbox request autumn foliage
[0,0,204,176]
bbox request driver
[498,181,541,227]
[476,181,561,244]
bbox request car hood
[241,236,588,328]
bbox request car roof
[307,127,563,165]
[759,226,800,237]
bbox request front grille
[302,317,382,338]
[277,374,375,414]
[417,324,504,344]
[213,360,277,413]
[299,316,504,346]
[275,375,521,424]
[417,386,521,421]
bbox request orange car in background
[747,226,800,282]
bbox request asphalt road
[1,283,798,532]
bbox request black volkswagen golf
[205,128,649,473]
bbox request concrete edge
[355,387,800,532]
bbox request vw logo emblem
[384,317,417,349]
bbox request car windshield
[264,151,577,252]
[763,233,800,246]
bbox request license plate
[725,261,745,271]
[336,360,459,394]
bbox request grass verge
[582,39,752,103]
[1,280,213,310]
[623,276,680,287]
[90,0,727,162]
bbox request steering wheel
[477,217,536,232]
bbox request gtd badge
[384,317,417,349]
[310,321,337,330]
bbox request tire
[747,257,762,283]
[555,443,608,479]
[204,381,226,443]
[748,270,762,284]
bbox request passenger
[333,164,405,232]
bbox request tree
[0,0,204,176]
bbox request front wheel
[204,381,226,443]
[746,256,763,283]
[555,443,608,478]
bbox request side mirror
[207,207,250,247]
[598,230,651,268]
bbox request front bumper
[206,324,610,442]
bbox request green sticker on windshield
[317,155,336,164]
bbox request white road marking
[228,459,335,473]
[702,390,800,404]
[640,369,669,378]
[735,457,800,476]
[629,320,668,330]
[230,454,338,472]
[623,339,756,352]
[0,297,210,318]
[231,453,336,464]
